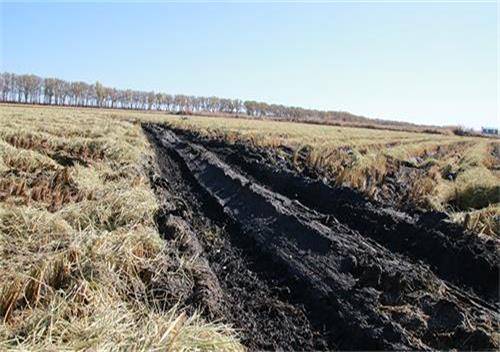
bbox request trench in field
[144,123,499,351]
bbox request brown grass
[0,105,242,350]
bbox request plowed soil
[143,123,499,351]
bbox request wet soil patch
[178,129,499,304]
[144,123,499,351]
[144,126,333,350]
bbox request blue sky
[1,2,497,128]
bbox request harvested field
[1,104,499,351]
[0,105,242,350]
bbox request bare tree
[0,71,387,128]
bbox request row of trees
[0,72,411,127]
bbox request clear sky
[1,1,497,129]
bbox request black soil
[187,134,498,303]
[143,123,499,351]
[145,127,329,350]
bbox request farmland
[0,104,499,350]
[165,115,499,235]
[0,105,241,350]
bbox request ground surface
[0,105,241,350]
[165,114,500,236]
[145,123,499,350]
[1,104,499,351]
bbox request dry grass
[450,205,499,237]
[9,105,491,235]
[0,105,242,351]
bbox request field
[0,104,498,350]
[165,115,500,236]
[0,105,241,350]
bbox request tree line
[0,72,420,128]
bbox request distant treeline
[0,72,438,130]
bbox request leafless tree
[1,71,392,127]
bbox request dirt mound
[144,123,499,351]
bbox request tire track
[145,125,333,350]
[182,130,499,304]
[145,124,498,351]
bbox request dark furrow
[144,123,498,351]
[181,131,499,304]
[145,125,334,350]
